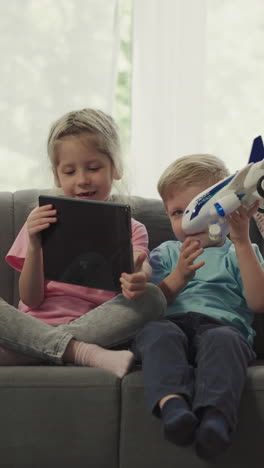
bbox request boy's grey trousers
[131,312,256,431]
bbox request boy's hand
[177,237,205,283]
[227,201,259,245]
[120,252,148,300]
[27,204,57,249]
[158,238,204,304]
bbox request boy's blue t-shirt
[150,238,264,344]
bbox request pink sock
[74,343,134,378]
[0,345,42,366]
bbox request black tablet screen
[39,195,134,292]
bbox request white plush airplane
[182,136,264,240]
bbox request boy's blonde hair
[47,108,123,179]
[158,154,230,202]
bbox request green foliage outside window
[114,0,132,155]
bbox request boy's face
[165,184,225,248]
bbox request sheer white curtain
[130,0,264,198]
[205,0,264,171]
[129,0,206,198]
[0,0,120,191]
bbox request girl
[1,109,166,376]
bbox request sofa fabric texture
[0,189,264,468]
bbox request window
[114,0,132,155]
[0,0,120,191]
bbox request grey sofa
[0,189,264,468]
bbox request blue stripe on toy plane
[248,136,264,164]
[189,174,235,220]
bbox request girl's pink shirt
[6,219,149,325]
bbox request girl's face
[166,184,225,248]
[54,135,119,201]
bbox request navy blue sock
[195,407,230,460]
[161,397,198,446]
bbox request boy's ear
[163,201,168,215]
[53,168,61,187]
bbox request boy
[131,154,264,460]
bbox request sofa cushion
[130,195,175,251]
[0,192,15,305]
[0,366,120,468]
[249,217,264,356]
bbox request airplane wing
[226,164,252,193]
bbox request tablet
[39,195,134,292]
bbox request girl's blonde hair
[47,108,123,179]
[158,154,230,201]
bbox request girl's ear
[112,167,121,181]
[53,168,61,187]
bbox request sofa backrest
[0,189,264,356]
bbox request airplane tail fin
[248,136,264,163]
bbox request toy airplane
[182,136,264,241]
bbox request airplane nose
[181,212,193,233]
